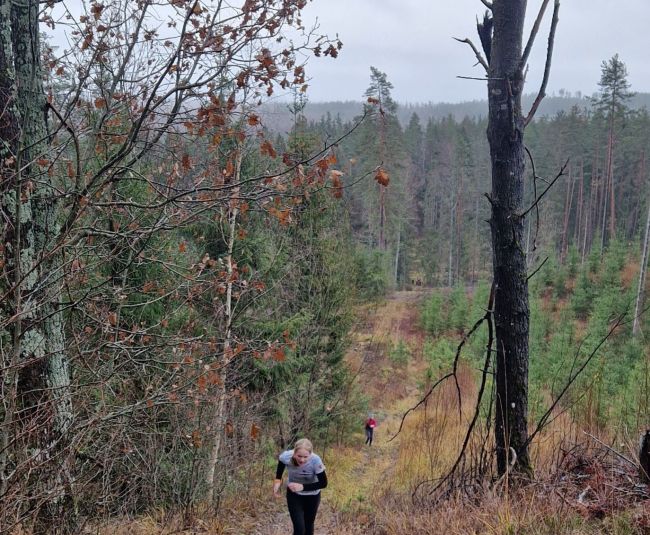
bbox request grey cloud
[299,0,650,103]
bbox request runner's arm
[300,470,328,492]
[275,461,285,480]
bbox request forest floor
[229,289,433,535]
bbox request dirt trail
[239,290,431,535]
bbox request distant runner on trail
[273,438,328,535]
[365,414,377,446]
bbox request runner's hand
[287,482,304,492]
[273,480,282,497]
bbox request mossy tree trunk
[0,1,73,531]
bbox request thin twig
[454,37,489,72]
[457,76,505,81]
[524,0,561,127]
[583,432,638,468]
[526,256,548,282]
[425,284,496,498]
[457,76,487,81]
[388,372,454,442]
[523,312,626,449]
[520,159,569,220]
[524,146,541,252]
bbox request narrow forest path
[234,289,431,535]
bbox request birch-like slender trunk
[575,160,584,250]
[606,106,617,240]
[633,203,650,336]
[394,225,401,285]
[206,147,243,502]
[561,165,575,261]
[448,194,455,287]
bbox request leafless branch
[388,286,495,443]
[454,37,489,73]
[524,312,626,449]
[520,159,569,220]
[524,146,541,252]
[526,256,548,281]
[457,75,503,81]
[524,0,561,127]
[583,432,638,468]
[411,283,496,501]
[519,0,552,73]
[388,372,454,442]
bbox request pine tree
[593,55,634,244]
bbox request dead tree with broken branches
[463,0,561,477]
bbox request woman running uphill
[273,438,328,535]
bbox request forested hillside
[308,60,650,293]
[261,91,650,132]
[1,1,649,534]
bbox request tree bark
[394,225,401,285]
[575,159,584,250]
[606,103,617,240]
[561,164,574,261]
[633,202,650,336]
[0,1,73,530]
[448,193,455,287]
[206,147,243,502]
[487,0,532,476]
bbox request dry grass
[621,259,640,289]
[361,489,649,535]
[327,290,650,534]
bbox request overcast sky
[295,0,649,103]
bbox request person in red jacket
[365,414,377,446]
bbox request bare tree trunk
[600,161,609,254]
[582,190,591,265]
[474,196,480,283]
[378,98,387,251]
[628,151,647,238]
[486,0,550,476]
[206,147,243,503]
[379,183,386,250]
[606,117,616,240]
[394,225,401,285]
[585,160,599,261]
[448,194,455,287]
[575,159,584,250]
[561,164,574,261]
[455,168,464,282]
[633,202,650,336]
[1,1,73,530]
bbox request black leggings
[286,491,321,535]
[365,426,373,445]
